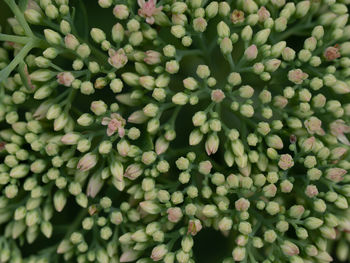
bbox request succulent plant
[1,0,350,262]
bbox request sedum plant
[1,0,350,262]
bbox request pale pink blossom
[167,207,183,223]
[108,48,128,69]
[101,113,126,137]
[150,245,168,261]
[330,119,350,145]
[187,219,202,236]
[304,117,325,136]
[57,72,75,87]
[324,45,340,61]
[278,154,294,170]
[138,0,163,25]
[288,69,308,84]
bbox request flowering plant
[1,0,350,262]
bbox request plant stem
[4,0,33,37]
[0,33,31,44]
[0,40,35,83]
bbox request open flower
[102,113,126,137]
[108,48,128,69]
[304,116,325,136]
[330,119,350,145]
[324,45,340,61]
[138,0,162,25]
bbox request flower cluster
[0,0,350,262]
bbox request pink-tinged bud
[244,45,258,60]
[155,137,169,155]
[304,117,325,136]
[124,164,143,180]
[167,207,183,223]
[330,119,350,145]
[33,100,51,120]
[57,240,72,254]
[198,160,212,175]
[289,205,305,218]
[273,95,288,109]
[326,168,346,182]
[331,147,347,159]
[280,180,293,193]
[120,250,139,263]
[324,45,340,61]
[138,0,163,25]
[61,133,80,145]
[281,241,300,256]
[211,89,225,103]
[305,184,318,198]
[113,4,129,20]
[139,201,161,214]
[278,154,294,170]
[86,174,104,198]
[288,69,308,84]
[263,184,277,197]
[57,72,75,87]
[231,9,244,24]
[302,136,316,152]
[187,219,202,236]
[235,198,250,211]
[108,48,128,69]
[64,34,79,50]
[77,153,98,172]
[257,6,270,22]
[101,113,126,137]
[151,245,168,261]
[128,110,148,124]
[205,134,219,155]
[144,50,162,65]
[232,247,246,261]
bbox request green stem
[4,0,33,37]
[0,33,31,44]
[0,41,35,82]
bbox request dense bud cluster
[1,0,350,262]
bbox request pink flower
[108,48,128,69]
[102,113,126,137]
[231,10,244,24]
[288,69,308,84]
[187,219,202,236]
[326,168,346,182]
[235,198,250,211]
[304,117,325,136]
[138,0,163,25]
[57,72,75,87]
[330,119,350,145]
[278,154,294,170]
[324,45,340,61]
